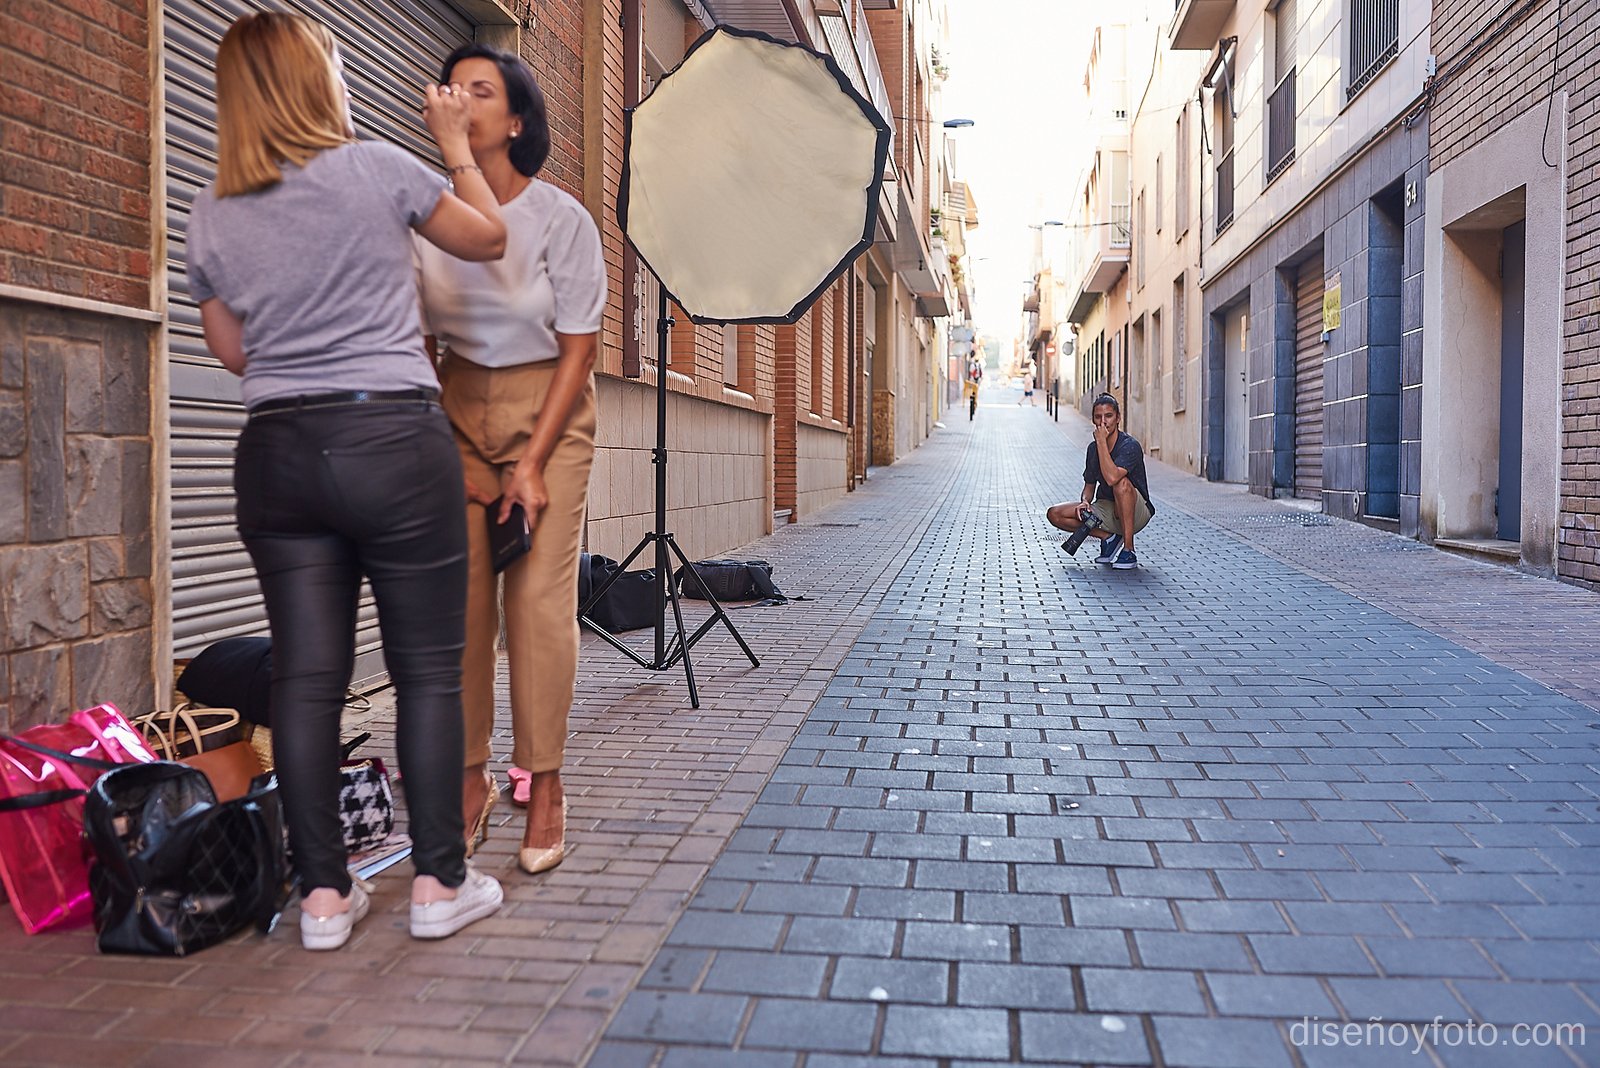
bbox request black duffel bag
[85,762,290,956]
[577,553,658,633]
[675,559,787,603]
[176,636,273,727]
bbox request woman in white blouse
[416,45,605,875]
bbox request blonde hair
[214,12,352,197]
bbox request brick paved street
[4,401,1600,1067]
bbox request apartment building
[1060,24,1133,418]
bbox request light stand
[577,283,760,707]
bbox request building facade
[1060,23,1133,418]
[1070,0,1598,590]
[1171,0,1430,527]
[1423,0,1596,585]
[0,0,955,727]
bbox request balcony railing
[1215,148,1235,234]
[1347,0,1399,99]
[1109,202,1132,246]
[1266,71,1295,182]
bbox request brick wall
[1430,0,1600,587]
[1557,7,1600,586]
[0,0,155,731]
[1429,0,1561,172]
[523,0,585,199]
[0,0,151,305]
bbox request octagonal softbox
[619,26,892,325]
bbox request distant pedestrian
[189,11,507,950]
[963,357,983,420]
[1047,393,1155,569]
[1022,371,1035,404]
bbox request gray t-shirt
[187,141,447,409]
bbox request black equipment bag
[84,762,290,956]
[176,636,274,727]
[577,553,658,633]
[675,559,786,603]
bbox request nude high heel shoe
[465,769,500,859]
[518,799,567,874]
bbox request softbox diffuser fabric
[619,26,892,325]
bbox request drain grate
[1239,513,1336,527]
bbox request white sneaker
[300,882,370,952]
[410,864,504,940]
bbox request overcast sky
[941,0,1095,354]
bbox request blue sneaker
[1113,548,1139,570]
[1094,534,1122,565]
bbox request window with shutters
[1136,191,1146,289]
[1213,61,1235,235]
[1175,107,1190,238]
[1155,153,1163,234]
[722,324,742,388]
[1152,307,1164,386]
[1347,0,1399,100]
[1267,0,1297,183]
[810,301,825,417]
[1172,275,1188,413]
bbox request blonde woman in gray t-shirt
[188,12,508,951]
[414,46,606,878]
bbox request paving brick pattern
[0,435,960,1067]
[595,405,1600,1067]
[4,403,1600,1067]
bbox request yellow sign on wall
[1323,273,1342,332]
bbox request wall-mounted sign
[1323,273,1342,332]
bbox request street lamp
[943,118,975,128]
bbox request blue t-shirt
[186,141,447,409]
[1084,431,1156,513]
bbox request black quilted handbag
[84,762,289,956]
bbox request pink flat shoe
[507,766,532,808]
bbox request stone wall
[1,303,155,731]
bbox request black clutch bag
[487,498,531,574]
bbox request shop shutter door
[165,0,473,684]
[1293,260,1325,500]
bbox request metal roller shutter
[1293,260,1325,501]
[165,0,473,685]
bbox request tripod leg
[666,535,761,667]
[578,533,659,667]
[664,561,699,707]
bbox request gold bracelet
[448,163,482,177]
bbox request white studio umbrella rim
[618,25,893,326]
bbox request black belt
[248,387,439,416]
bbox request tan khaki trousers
[439,355,596,772]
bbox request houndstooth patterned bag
[338,733,394,855]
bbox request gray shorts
[1086,495,1152,537]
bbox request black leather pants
[234,399,468,894]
